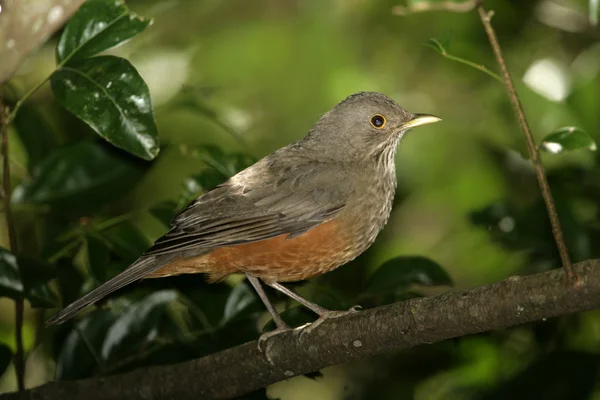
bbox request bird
[46,92,440,340]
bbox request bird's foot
[300,305,362,340]
[257,325,292,352]
[257,324,295,364]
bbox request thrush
[46,92,440,340]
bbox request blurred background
[1,0,600,398]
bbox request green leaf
[0,247,24,299]
[13,141,146,214]
[13,105,57,172]
[51,56,159,160]
[19,258,59,308]
[0,247,58,308]
[56,309,118,380]
[366,256,453,295]
[0,343,12,378]
[540,126,597,154]
[56,0,152,64]
[101,290,178,361]
[221,282,260,325]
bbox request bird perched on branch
[47,92,440,341]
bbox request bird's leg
[245,274,291,350]
[266,281,361,336]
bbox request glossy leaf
[366,256,452,295]
[0,247,58,307]
[0,344,12,378]
[101,290,178,361]
[13,105,57,172]
[13,141,146,214]
[56,309,118,380]
[56,0,152,64]
[51,56,159,160]
[540,126,596,154]
[221,282,260,325]
[0,247,23,299]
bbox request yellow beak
[401,113,442,129]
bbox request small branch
[393,0,477,16]
[425,38,502,82]
[0,95,25,391]
[2,259,599,400]
[476,5,578,285]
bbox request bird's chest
[343,168,397,252]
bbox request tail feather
[46,256,161,325]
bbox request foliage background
[1,0,600,398]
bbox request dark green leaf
[13,141,146,214]
[366,256,452,295]
[56,0,151,64]
[221,282,260,325]
[13,105,57,172]
[51,56,159,160]
[540,126,596,154]
[0,247,58,307]
[0,343,12,378]
[56,309,118,380]
[0,247,23,299]
[101,290,178,361]
[19,258,59,308]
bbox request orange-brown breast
[146,219,356,283]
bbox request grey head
[301,92,440,162]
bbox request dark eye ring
[370,114,386,129]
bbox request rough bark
[2,259,600,400]
[0,0,86,84]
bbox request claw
[257,326,291,352]
[299,305,362,340]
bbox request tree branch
[2,259,599,400]
[0,95,25,391]
[0,0,86,84]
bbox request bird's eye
[370,114,386,129]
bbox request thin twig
[393,0,477,16]
[476,5,578,285]
[425,38,502,82]
[0,95,26,390]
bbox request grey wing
[145,158,353,257]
